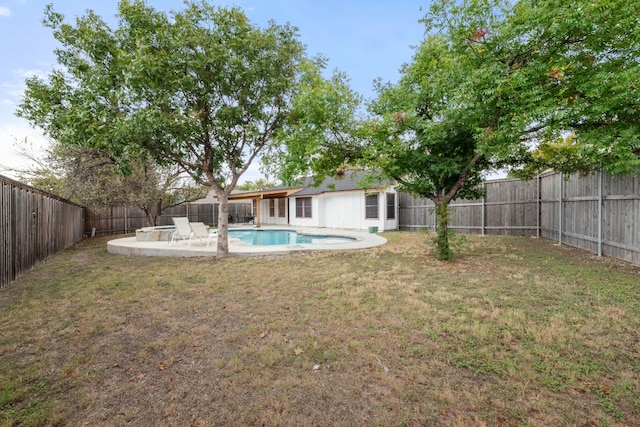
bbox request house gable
[235,171,398,231]
[268,170,394,197]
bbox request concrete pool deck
[107,226,387,257]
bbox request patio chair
[189,222,215,247]
[170,217,193,244]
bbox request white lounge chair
[189,222,215,247]
[171,217,193,244]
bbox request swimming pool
[228,229,356,246]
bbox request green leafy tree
[512,134,586,178]
[277,0,640,259]
[236,178,276,191]
[513,0,639,176]
[376,0,639,259]
[265,62,365,186]
[423,0,639,257]
[17,1,345,256]
[366,34,496,260]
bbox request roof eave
[227,188,304,200]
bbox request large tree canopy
[276,0,640,259]
[424,0,640,176]
[392,0,638,258]
[18,0,351,255]
[264,62,364,186]
[365,32,499,260]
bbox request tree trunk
[216,191,230,257]
[154,200,163,226]
[143,208,155,227]
[433,198,454,261]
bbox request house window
[365,193,379,219]
[386,193,396,220]
[296,197,312,218]
[278,198,286,217]
[269,199,275,217]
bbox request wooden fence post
[432,203,437,232]
[536,174,541,238]
[1,174,83,288]
[558,173,563,245]
[481,181,486,236]
[598,166,603,257]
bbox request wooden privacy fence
[1,174,84,288]
[3,168,637,287]
[84,202,253,236]
[400,169,640,266]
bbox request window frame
[269,199,275,217]
[295,197,312,218]
[278,198,286,218]
[365,193,379,219]
[386,192,396,220]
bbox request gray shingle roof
[270,170,393,196]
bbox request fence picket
[399,169,639,265]
[83,202,252,236]
[3,167,639,289]
[1,175,84,288]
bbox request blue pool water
[228,229,355,246]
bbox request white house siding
[364,188,398,232]
[384,191,399,231]
[272,198,289,225]
[268,215,289,226]
[257,186,398,232]
[305,188,398,231]
[321,191,367,230]
[257,198,289,226]
[287,196,319,227]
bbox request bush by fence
[400,169,640,266]
[1,174,84,288]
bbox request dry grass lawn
[1,232,639,426]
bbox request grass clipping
[1,232,639,426]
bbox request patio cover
[227,188,303,227]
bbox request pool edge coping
[107,226,387,257]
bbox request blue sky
[0,0,428,182]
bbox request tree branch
[444,152,484,202]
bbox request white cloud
[0,84,23,118]
[0,6,11,17]
[1,68,50,114]
[0,120,50,179]
[0,85,23,102]
[14,68,49,80]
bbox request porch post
[255,196,262,228]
